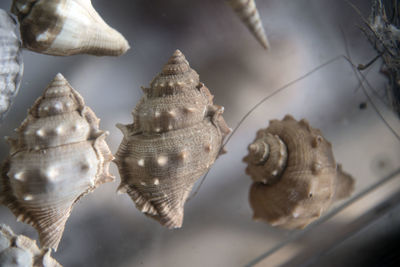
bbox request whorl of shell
[0,224,61,267]
[0,9,23,120]
[226,0,269,49]
[243,115,355,229]
[115,50,231,228]
[11,0,130,56]
[0,73,114,250]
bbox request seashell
[0,9,24,120]
[11,0,130,56]
[226,0,269,49]
[115,50,231,228]
[0,73,114,250]
[0,224,61,267]
[243,115,355,229]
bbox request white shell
[226,0,269,49]
[0,74,114,250]
[11,0,130,56]
[0,9,23,120]
[0,224,61,267]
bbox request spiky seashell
[226,0,269,49]
[243,115,355,229]
[0,224,61,267]
[0,73,114,250]
[115,50,231,228]
[0,9,23,120]
[11,0,130,56]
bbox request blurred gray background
[1,0,400,266]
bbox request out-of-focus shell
[226,0,269,49]
[0,224,61,267]
[11,0,130,56]
[243,115,355,229]
[0,9,23,120]
[115,50,231,228]
[0,73,114,250]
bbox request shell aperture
[115,50,231,229]
[0,73,114,250]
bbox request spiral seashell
[243,115,355,229]
[226,0,269,49]
[11,0,130,56]
[0,224,61,267]
[0,73,114,250]
[0,9,24,120]
[115,50,231,228]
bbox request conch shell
[115,50,231,228]
[243,115,354,229]
[226,0,269,49]
[0,9,23,120]
[0,73,114,250]
[0,224,61,267]
[11,0,130,56]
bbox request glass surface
[0,0,399,266]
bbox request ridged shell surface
[0,9,23,120]
[243,115,354,229]
[115,50,231,228]
[226,0,269,49]
[11,0,130,56]
[0,224,61,267]
[0,73,114,250]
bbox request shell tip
[54,73,65,80]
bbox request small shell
[0,224,61,267]
[226,0,269,49]
[0,73,114,250]
[243,115,355,229]
[0,9,24,120]
[11,0,130,56]
[115,50,231,228]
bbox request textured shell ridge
[0,73,114,250]
[244,115,355,229]
[115,50,230,228]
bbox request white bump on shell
[138,159,145,166]
[157,155,168,166]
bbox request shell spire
[11,0,130,56]
[0,73,114,250]
[226,0,270,49]
[243,115,354,229]
[116,50,230,228]
[0,9,24,120]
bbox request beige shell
[115,50,231,228]
[0,224,61,267]
[0,9,23,120]
[226,0,269,49]
[243,115,354,229]
[11,0,130,56]
[0,73,114,250]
